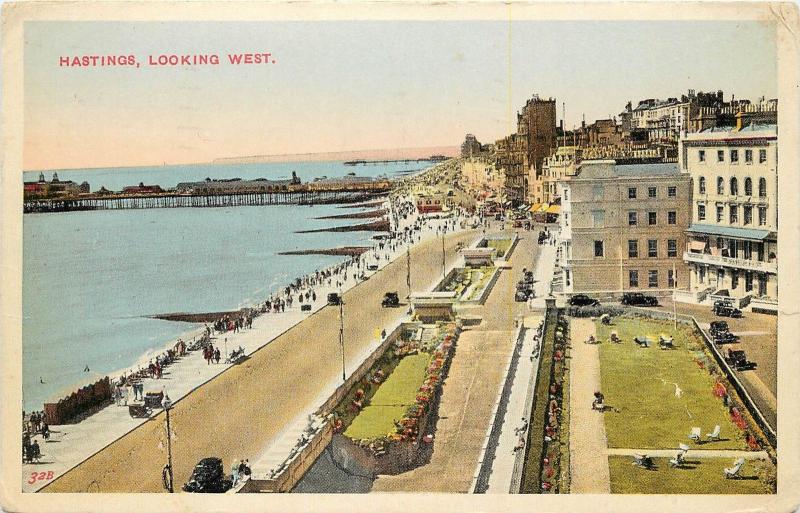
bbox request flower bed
[435,266,497,303]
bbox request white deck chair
[724,457,746,479]
[688,427,702,442]
[669,444,689,468]
[706,425,721,441]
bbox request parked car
[713,332,739,344]
[568,294,600,307]
[709,320,729,336]
[620,292,659,306]
[713,303,742,318]
[367,264,379,271]
[327,293,341,306]
[725,349,756,371]
[182,457,231,493]
[381,291,400,308]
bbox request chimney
[735,111,745,131]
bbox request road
[43,229,480,493]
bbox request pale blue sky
[24,20,776,169]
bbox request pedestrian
[214,348,221,364]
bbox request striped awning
[529,203,542,213]
[546,205,561,214]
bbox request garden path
[568,318,611,493]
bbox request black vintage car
[709,320,729,337]
[367,264,379,271]
[327,293,341,306]
[726,349,756,371]
[515,287,533,302]
[183,457,232,493]
[713,303,743,318]
[620,292,659,306]
[713,332,739,344]
[568,294,600,307]
[381,292,400,308]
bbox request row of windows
[698,148,768,164]
[627,185,678,199]
[594,239,679,259]
[628,269,677,288]
[628,211,677,226]
[698,176,767,197]
[697,203,768,226]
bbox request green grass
[344,352,432,440]
[486,238,512,257]
[608,456,775,494]
[596,317,746,450]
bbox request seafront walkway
[41,218,480,492]
[370,231,540,492]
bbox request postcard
[1,2,799,512]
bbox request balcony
[683,251,777,273]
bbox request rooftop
[685,123,777,140]
[687,223,773,241]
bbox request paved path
[606,448,769,460]
[370,232,538,492]
[42,225,479,493]
[484,315,542,494]
[568,318,611,493]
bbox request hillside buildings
[558,161,691,297]
[677,123,778,308]
[23,172,90,198]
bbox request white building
[677,123,778,308]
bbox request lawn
[596,316,746,450]
[486,238,513,257]
[608,456,775,494]
[344,352,432,440]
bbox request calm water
[22,161,424,411]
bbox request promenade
[41,219,479,492]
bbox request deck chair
[688,427,702,442]
[706,425,721,442]
[724,457,745,479]
[669,444,689,468]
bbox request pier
[24,185,391,214]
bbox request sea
[22,161,426,412]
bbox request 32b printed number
[28,471,53,484]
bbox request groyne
[315,209,386,220]
[295,219,390,234]
[278,246,371,257]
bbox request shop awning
[546,205,561,214]
[529,203,542,213]
[686,224,772,241]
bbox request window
[648,270,659,288]
[629,270,639,288]
[759,149,767,163]
[730,149,739,163]
[648,212,657,225]
[668,186,677,198]
[716,205,724,223]
[759,178,767,197]
[744,241,752,260]
[648,239,658,258]
[699,150,706,162]
[668,211,677,225]
[730,177,738,196]
[744,177,752,196]
[745,271,753,292]
[729,239,738,258]
[594,240,604,257]
[745,149,753,163]
[592,210,605,228]
[698,204,706,221]
[699,176,706,194]
[628,211,637,226]
[729,204,738,224]
[699,266,706,282]
[667,239,677,257]
[717,176,724,195]
[628,187,637,199]
[731,270,739,290]
[648,187,657,198]
[628,240,638,258]
[668,269,676,288]
[758,206,767,226]
[744,205,753,225]
[717,150,724,162]
[563,190,568,201]
[593,185,604,200]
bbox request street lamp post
[339,300,346,382]
[162,394,174,493]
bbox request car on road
[713,302,742,318]
[182,457,231,493]
[620,292,659,306]
[523,271,535,285]
[515,288,533,302]
[381,291,400,308]
[367,264,379,271]
[709,320,730,337]
[327,293,341,306]
[568,294,600,307]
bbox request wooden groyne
[295,219,390,234]
[24,188,390,214]
[337,200,386,209]
[278,246,371,257]
[315,209,386,220]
